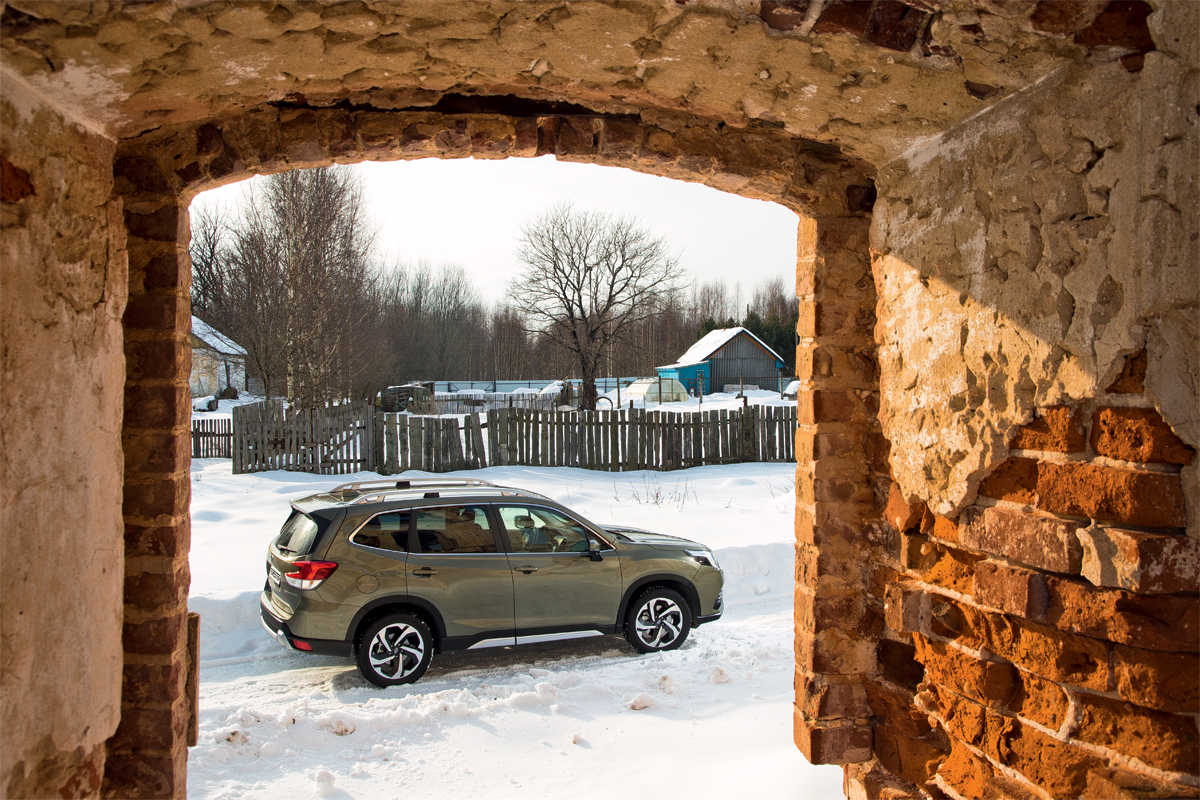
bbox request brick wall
[104,155,194,798]
[863,348,1198,799]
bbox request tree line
[191,167,798,409]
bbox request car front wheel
[625,587,691,653]
[357,613,433,687]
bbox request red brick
[922,547,982,595]
[928,685,1106,798]
[936,741,1040,800]
[1085,767,1200,799]
[761,0,812,32]
[884,582,928,635]
[932,515,959,543]
[124,568,189,611]
[974,560,1049,618]
[977,457,1038,504]
[874,724,947,787]
[122,476,190,519]
[141,253,184,291]
[1011,406,1087,453]
[793,707,873,765]
[124,205,184,243]
[914,635,1022,708]
[1077,526,1200,594]
[885,482,924,533]
[959,505,1083,574]
[1075,693,1200,773]
[1091,407,1195,465]
[1030,0,1108,37]
[555,117,597,158]
[124,523,189,558]
[123,293,188,332]
[932,597,1112,691]
[1105,349,1147,394]
[123,613,185,656]
[101,754,182,800]
[1074,0,1154,50]
[108,706,183,752]
[1037,462,1188,529]
[1113,644,1200,713]
[1,154,35,201]
[124,385,190,430]
[125,338,189,382]
[1044,574,1198,652]
[865,680,931,738]
[796,673,871,719]
[798,389,877,425]
[812,0,872,37]
[121,662,185,705]
[795,589,865,634]
[123,430,190,473]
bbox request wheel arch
[346,595,446,651]
[616,574,701,630]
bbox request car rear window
[274,510,321,555]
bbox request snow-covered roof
[191,315,246,355]
[660,327,784,369]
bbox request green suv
[260,478,724,686]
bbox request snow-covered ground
[188,460,843,799]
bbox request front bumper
[260,596,352,658]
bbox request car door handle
[515,565,538,574]
[412,567,438,577]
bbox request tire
[357,613,433,687]
[624,587,692,654]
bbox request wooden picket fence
[231,400,374,474]
[191,418,232,458]
[374,406,797,474]
[222,401,796,475]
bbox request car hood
[603,526,706,550]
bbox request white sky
[190,156,800,307]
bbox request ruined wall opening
[4,2,1194,798]
[111,103,879,797]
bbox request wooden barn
[656,327,787,395]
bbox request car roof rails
[329,478,497,495]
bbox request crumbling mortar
[914,681,1200,795]
[913,691,1054,800]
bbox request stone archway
[2,2,1196,798]
[109,102,881,796]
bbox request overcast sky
[190,156,800,307]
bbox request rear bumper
[260,597,352,658]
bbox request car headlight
[685,549,720,570]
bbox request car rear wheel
[625,588,691,653]
[357,613,433,687]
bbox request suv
[260,478,724,686]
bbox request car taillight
[284,561,338,590]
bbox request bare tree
[193,167,384,407]
[508,204,684,409]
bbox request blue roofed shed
[656,327,786,394]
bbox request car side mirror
[588,549,603,562]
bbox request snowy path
[187,461,845,799]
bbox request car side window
[413,506,496,554]
[498,506,598,554]
[349,511,410,552]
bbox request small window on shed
[350,511,411,552]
